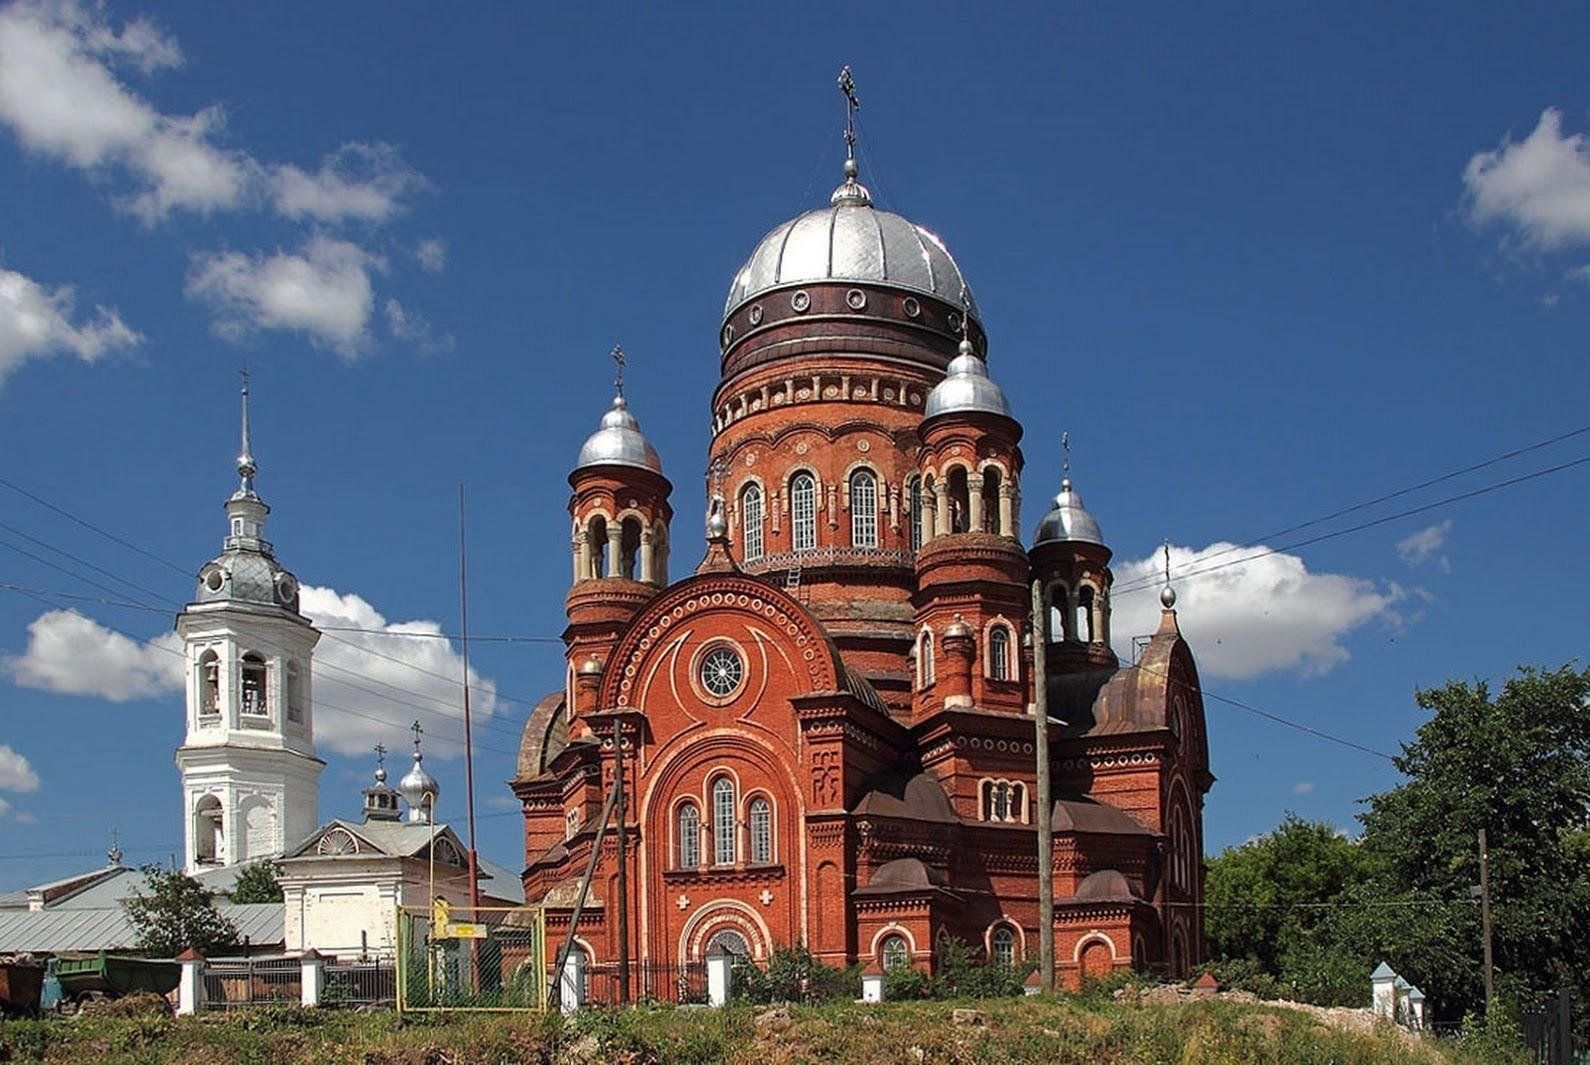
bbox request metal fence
[1524,989,1584,1065]
[323,960,396,1009]
[202,956,300,1010]
[395,904,547,1013]
[582,960,708,1006]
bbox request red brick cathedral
[513,126,1212,990]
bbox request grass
[0,995,1528,1064]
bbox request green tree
[230,859,283,903]
[1351,664,1590,1024]
[1204,813,1368,987]
[123,865,241,958]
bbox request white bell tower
[175,378,323,873]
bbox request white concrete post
[1407,987,1426,1031]
[300,950,325,1008]
[176,950,204,1016]
[1370,962,1398,1020]
[860,970,884,1003]
[705,947,731,1008]
[559,951,586,1014]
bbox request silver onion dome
[924,339,1012,420]
[399,748,440,821]
[1033,479,1105,547]
[723,176,979,321]
[574,394,663,475]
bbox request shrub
[734,942,858,1004]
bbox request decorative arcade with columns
[512,76,1212,993]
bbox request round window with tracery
[699,647,744,698]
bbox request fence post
[176,948,205,1015]
[300,949,326,1008]
[1370,962,1398,1020]
[1556,987,1573,1065]
[705,946,731,1008]
[860,961,885,1003]
[559,950,586,1013]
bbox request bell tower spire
[237,367,257,497]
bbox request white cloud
[384,298,453,354]
[292,585,498,756]
[0,3,429,228]
[0,0,253,221]
[3,589,497,759]
[414,238,446,273]
[269,142,427,224]
[0,743,40,792]
[1110,543,1406,680]
[1292,781,1315,796]
[186,237,382,356]
[1396,519,1452,572]
[0,266,140,386]
[4,609,182,700]
[1567,265,1590,285]
[1465,108,1590,249]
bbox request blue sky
[1,1,1587,889]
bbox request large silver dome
[724,178,978,320]
[924,341,1012,420]
[1034,480,1105,547]
[574,395,663,475]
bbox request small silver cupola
[362,743,402,822]
[1033,434,1105,547]
[399,721,440,824]
[923,335,1012,420]
[573,347,663,475]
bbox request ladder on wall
[785,566,808,604]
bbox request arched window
[981,467,1002,534]
[619,517,643,581]
[1048,585,1069,644]
[194,795,223,864]
[1077,586,1095,643]
[849,469,877,548]
[946,467,970,533]
[906,475,923,551]
[989,626,1011,681]
[749,797,772,864]
[197,649,220,717]
[992,782,1009,822]
[790,473,816,552]
[711,777,737,865]
[240,653,268,717]
[880,934,910,971]
[741,484,764,563]
[991,926,1016,967]
[676,802,700,870]
[565,808,579,840]
[919,630,935,687]
[586,515,608,579]
[705,929,750,959]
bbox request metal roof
[0,903,283,955]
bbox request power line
[1112,450,1590,598]
[0,473,192,577]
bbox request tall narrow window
[741,484,764,563]
[989,626,1011,681]
[586,516,608,579]
[981,467,1003,534]
[240,653,268,717]
[790,473,816,552]
[1011,782,1027,822]
[991,926,1016,967]
[286,662,304,723]
[947,467,970,533]
[849,469,877,548]
[712,777,737,865]
[920,631,935,687]
[906,475,923,551]
[993,783,1009,822]
[677,802,700,870]
[198,649,220,716]
[618,518,643,581]
[749,797,772,864]
[1077,586,1095,643]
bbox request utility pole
[1030,577,1054,991]
[457,484,481,993]
[1478,828,1494,1013]
[614,716,630,1005]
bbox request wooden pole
[458,485,481,992]
[548,777,621,1009]
[614,718,630,1004]
[1479,828,1495,1014]
[1031,577,1054,991]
